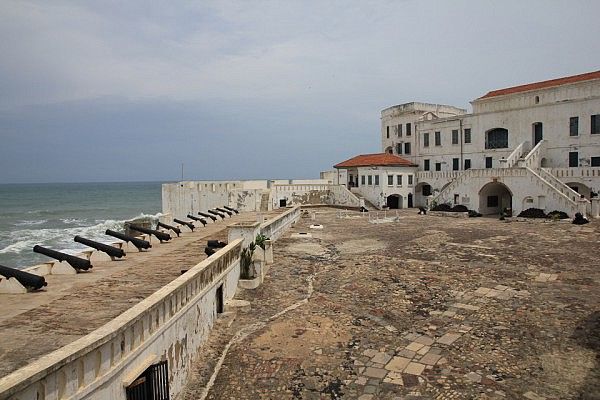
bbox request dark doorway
[126,360,170,400]
[387,195,400,209]
[407,193,413,208]
[216,284,224,314]
[533,122,543,146]
[279,199,287,207]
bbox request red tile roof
[477,70,600,100]
[334,153,417,168]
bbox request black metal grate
[126,360,170,400]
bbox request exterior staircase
[430,140,589,216]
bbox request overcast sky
[0,1,598,183]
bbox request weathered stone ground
[0,210,281,378]
[181,208,600,400]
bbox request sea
[0,182,163,269]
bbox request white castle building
[334,70,600,216]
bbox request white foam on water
[0,212,165,266]
[14,219,48,226]
[61,218,87,225]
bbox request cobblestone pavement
[180,208,600,400]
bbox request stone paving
[180,208,600,400]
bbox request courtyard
[181,208,600,400]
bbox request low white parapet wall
[260,206,301,241]
[0,239,243,400]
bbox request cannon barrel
[157,222,181,237]
[198,212,217,222]
[207,240,227,248]
[204,247,216,256]
[223,206,239,214]
[207,210,225,219]
[105,229,152,251]
[216,207,233,216]
[187,215,207,226]
[33,245,92,271]
[129,225,171,242]
[74,236,126,259]
[173,218,194,231]
[0,264,47,290]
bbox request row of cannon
[0,206,240,292]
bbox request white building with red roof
[333,153,418,209]
[333,71,600,216]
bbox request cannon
[105,229,151,252]
[207,240,227,248]
[187,215,207,226]
[198,211,217,222]
[157,222,181,237]
[204,247,216,256]
[207,210,225,219]
[223,206,239,214]
[128,225,171,243]
[74,236,126,260]
[33,245,92,271]
[173,218,195,232]
[0,264,47,290]
[216,207,233,216]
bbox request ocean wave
[0,219,126,255]
[60,218,87,225]
[0,212,164,258]
[14,219,48,226]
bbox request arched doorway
[387,194,402,209]
[478,181,512,215]
[414,182,432,207]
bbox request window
[452,158,459,171]
[374,175,379,186]
[591,157,600,167]
[386,126,389,138]
[570,117,579,136]
[569,151,578,167]
[397,175,402,185]
[387,175,393,186]
[487,195,499,207]
[406,123,412,136]
[424,159,430,171]
[408,175,413,185]
[368,175,372,185]
[404,142,411,155]
[423,132,430,147]
[452,130,459,145]
[464,128,471,144]
[534,96,540,104]
[592,115,600,135]
[464,159,471,170]
[485,128,509,149]
[485,156,492,168]
[435,131,441,146]
[361,175,365,185]
[397,124,402,137]
[435,162,441,171]
[396,143,402,154]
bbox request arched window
[485,128,508,149]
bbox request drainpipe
[459,119,464,171]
